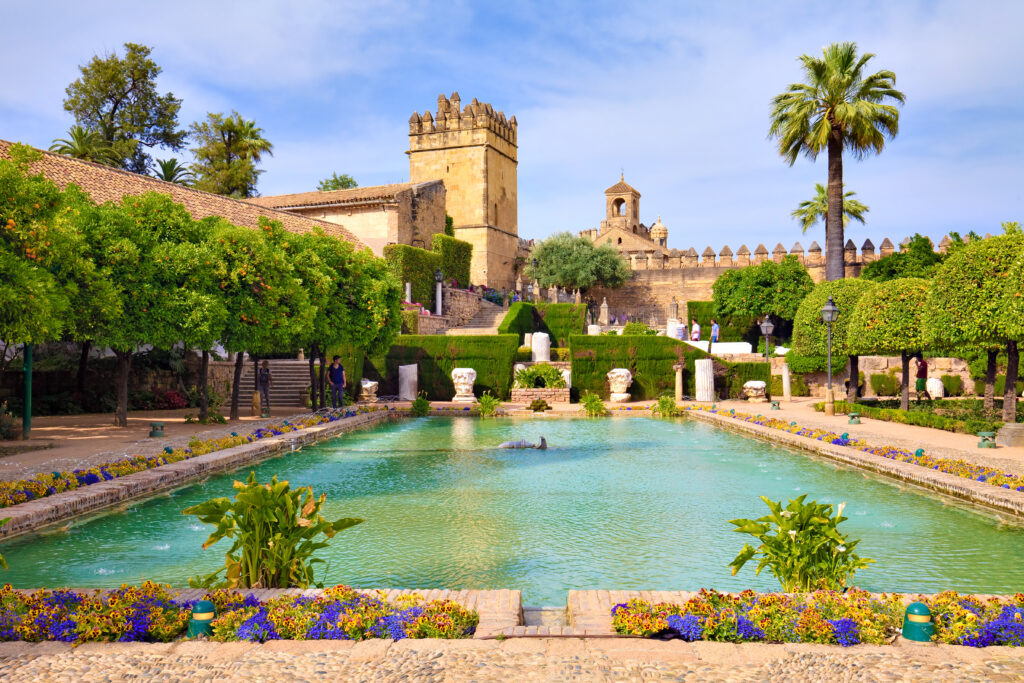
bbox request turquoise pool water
[2,417,1023,604]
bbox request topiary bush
[941,374,963,397]
[770,373,810,397]
[431,233,472,289]
[400,309,419,334]
[383,244,441,309]
[497,303,586,346]
[869,373,900,397]
[579,391,606,417]
[725,362,771,399]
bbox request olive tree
[847,278,929,410]
[791,278,876,402]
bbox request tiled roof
[249,181,438,209]
[605,176,640,196]
[0,140,367,249]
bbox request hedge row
[723,362,771,400]
[383,244,441,310]
[431,234,472,289]
[686,301,758,343]
[376,335,519,400]
[822,400,1001,435]
[497,303,587,346]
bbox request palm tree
[769,42,904,280]
[49,125,120,166]
[230,117,273,163]
[792,183,869,234]
[153,158,195,185]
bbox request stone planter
[511,387,570,404]
[607,368,633,403]
[451,368,477,403]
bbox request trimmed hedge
[770,373,810,397]
[725,362,771,400]
[383,244,441,310]
[498,303,587,347]
[323,346,366,401]
[400,310,419,334]
[823,400,1001,435]
[686,301,757,343]
[379,335,519,400]
[973,375,1024,397]
[941,374,963,396]
[869,373,900,397]
[431,234,472,289]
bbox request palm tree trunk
[308,345,318,411]
[114,350,131,428]
[847,355,859,403]
[198,350,210,421]
[318,349,328,408]
[230,353,244,421]
[984,349,997,414]
[1004,340,1018,423]
[825,131,845,281]
[76,340,92,394]
[900,351,910,411]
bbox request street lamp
[759,316,775,360]
[434,268,443,317]
[531,258,539,302]
[820,295,840,415]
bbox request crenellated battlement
[408,92,518,147]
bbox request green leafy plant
[529,399,551,412]
[475,391,502,418]
[0,402,17,441]
[651,395,678,417]
[183,472,363,588]
[621,321,658,335]
[514,363,567,389]
[941,374,963,397]
[410,392,431,417]
[579,391,606,417]
[728,494,873,592]
[869,372,900,397]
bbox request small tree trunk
[900,351,910,411]
[114,350,131,428]
[76,340,92,394]
[308,346,318,411]
[1004,340,1019,423]
[984,349,997,414]
[199,350,210,421]
[230,352,244,421]
[825,129,845,281]
[318,349,328,407]
[847,355,859,403]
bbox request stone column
[599,298,609,325]
[574,289,582,304]
[673,363,684,402]
[532,332,551,362]
[405,282,412,304]
[399,364,418,400]
[782,363,792,402]
[695,358,715,402]
[669,297,678,321]
[435,281,443,316]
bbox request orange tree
[926,224,1024,421]
[846,278,929,410]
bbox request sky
[1,0,1022,252]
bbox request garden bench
[848,412,861,425]
[977,431,997,448]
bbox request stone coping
[0,410,400,541]
[683,408,1024,521]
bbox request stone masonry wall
[510,387,570,404]
[443,287,482,327]
[417,314,450,335]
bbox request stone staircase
[239,359,312,407]
[445,300,506,336]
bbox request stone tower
[408,92,518,288]
[603,176,641,235]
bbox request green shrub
[822,400,1003,434]
[621,321,657,335]
[529,399,551,412]
[383,244,441,310]
[784,350,847,375]
[579,391,606,417]
[514,363,567,389]
[0,401,17,440]
[687,301,758,343]
[551,347,570,362]
[515,346,532,362]
[400,309,419,334]
[941,374,963,397]
[971,375,1023,397]
[770,373,810,397]
[497,302,586,346]
[726,362,772,400]
[869,373,900,397]
[497,302,535,342]
[475,391,502,418]
[431,233,472,289]
[410,392,430,417]
[651,395,678,417]
[382,335,518,400]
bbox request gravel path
[1,640,1021,682]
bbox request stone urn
[743,380,767,402]
[607,368,633,403]
[359,378,379,403]
[451,368,477,403]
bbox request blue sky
[1,0,1021,252]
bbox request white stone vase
[359,379,379,403]
[451,368,477,403]
[607,368,633,403]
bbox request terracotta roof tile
[249,182,438,209]
[0,139,367,250]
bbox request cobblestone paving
[1,641,1022,682]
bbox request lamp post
[434,268,443,316]
[759,316,775,360]
[531,258,538,302]
[820,295,840,416]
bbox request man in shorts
[913,353,931,401]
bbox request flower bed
[685,405,1024,495]
[0,582,477,643]
[612,589,1024,647]
[0,406,391,509]
[817,400,1001,435]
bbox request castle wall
[286,204,399,256]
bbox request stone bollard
[599,298,609,326]
[695,358,714,402]
[532,332,551,362]
[587,324,602,335]
[782,362,792,402]
[399,364,418,400]
[673,363,684,402]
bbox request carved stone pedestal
[451,368,477,403]
[607,368,633,403]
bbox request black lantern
[820,295,840,408]
[434,268,443,283]
[759,316,775,359]
[820,295,839,324]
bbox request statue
[743,380,767,402]
[498,436,547,450]
[607,368,633,403]
[598,298,609,326]
[359,379,379,403]
[451,368,477,402]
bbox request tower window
[493,203,498,222]
[613,198,626,216]
[617,237,622,244]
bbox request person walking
[710,319,720,343]
[690,318,701,342]
[913,353,931,401]
[257,360,272,415]
[328,356,347,409]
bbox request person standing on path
[257,361,273,414]
[913,353,931,401]
[690,319,701,342]
[328,356,347,409]
[710,319,720,343]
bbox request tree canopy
[770,42,904,281]
[317,173,358,191]
[190,112,273,198]
[792,183,868,234]
[49,125,120,166]
[860,234,944,281]
[712,255,813,322]
[153,158,195,185]
[526,232,629,293]
[63,43,185,174]
[790,278,876,377]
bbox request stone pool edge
[0,409,406,541]
[683,407,1024,521]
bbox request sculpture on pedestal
[359,379,379,403]
[607,368,633,403]
[743,380,767,402]
[451,368,477,402]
